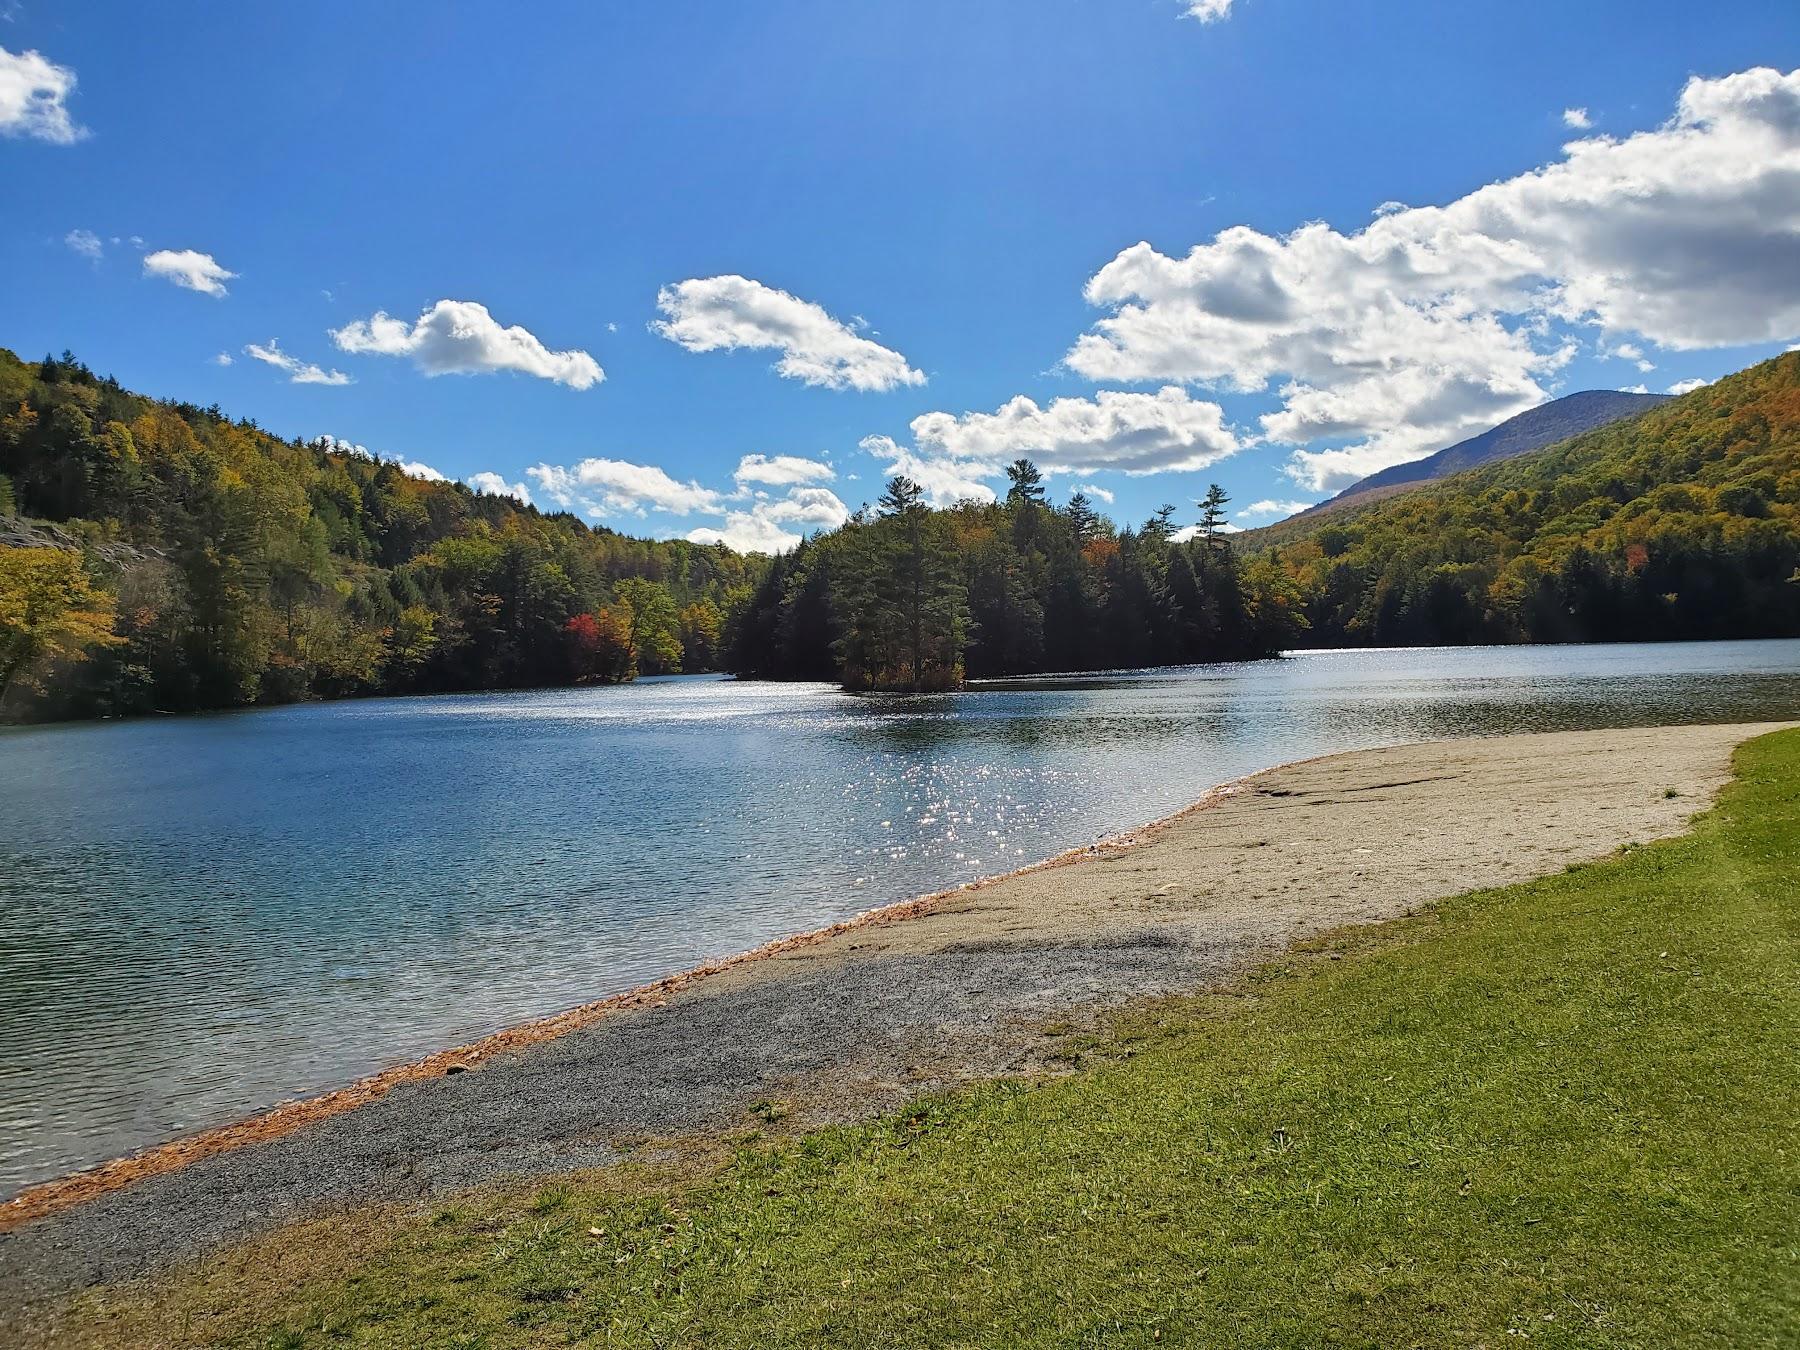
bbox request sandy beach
[1,720,1789,1328]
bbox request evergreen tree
[1004,459,1045,506]
[838,477,967,690]
[1065,491,1099,544]
[1197,483,1232,546]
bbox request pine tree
[838,477,968,690]
[1004,459,1045,506]
[1197,483,1232,546]
[1065,491,1099,544]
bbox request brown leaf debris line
[0,773,1254,1233]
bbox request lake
[4,639,1800,1197]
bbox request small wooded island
[3,347,1800,719]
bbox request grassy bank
[65,732,1800,1348]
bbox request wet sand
[1,721,1787,1329]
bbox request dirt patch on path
[1,722,1786,1330]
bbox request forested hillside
[0,349,763,721]
[1259,353,1800,645]
[1308,389,1669,517]
[8,346,1796,722]
[0,349,1297,720]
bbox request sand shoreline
[2,721,1792,1322]
[0,769,1262,1231]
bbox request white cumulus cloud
[733,452,836,487]
[467,471,530,503]
[332,300,603,389]
[653,275,925,392]
[1076,483,1115,504]
[143,249,236,297]
[1236,498,1316,521]
[857,438,999,509]
[858,387,1241,507]
[1068,66,1800,491]
[0,46,86,144]
[64,228,101,260]
[914,388,1238,478]
[314,434,445,483]
[914,387,1239,474]
[1667,377,1712,395]
[527,458,725,518]
[245,340,352,386]
[1171,521,1242,543]
[526,450,845,552]
[1562,106,1593,130]
[687,486,851,555]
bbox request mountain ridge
[1258,390,1674,539]
[1252,352,1800,646]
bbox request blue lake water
[3,639,1800,1196]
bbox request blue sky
[4,1,1799,550]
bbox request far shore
[2,718,1793,1324]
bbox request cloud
[527,458,725,518]
[1236,498,1316,521]
[143,249,236,297]
[765,485,852,527]
[244,340,352,386]
[855,386,1242,508]
[332,300,603,389]
[1076,483,1115,504]
[1068,66,1800,491]
[1667,377,1712,395]
[525,450,846,552]
[912,387,1240,474]
[211,352,233,367]
[686,514,800,555]
[467,470,530,503]
[1600,338,1655,372]
[733,453,835,487]
[687,486,851,554]
[0,46,85,143]
[1562,106,1593,130]
[64,228,101,260]
[1171,521,1242,543]
[313,434,446,484]
[858,438,998,508]
[653,275,925,392]
[1183,0,1238,22]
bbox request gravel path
[1,721,1785,1335]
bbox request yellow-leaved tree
[0,547,122,709]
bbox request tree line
[727,463,1303,688]
[0,348,759,720]
[8,345,1797,722]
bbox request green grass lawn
[70,731,1800,1348]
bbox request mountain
[1325,389,1672,508]
[1276,390,1673,533]
[1256,352,1800,647]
